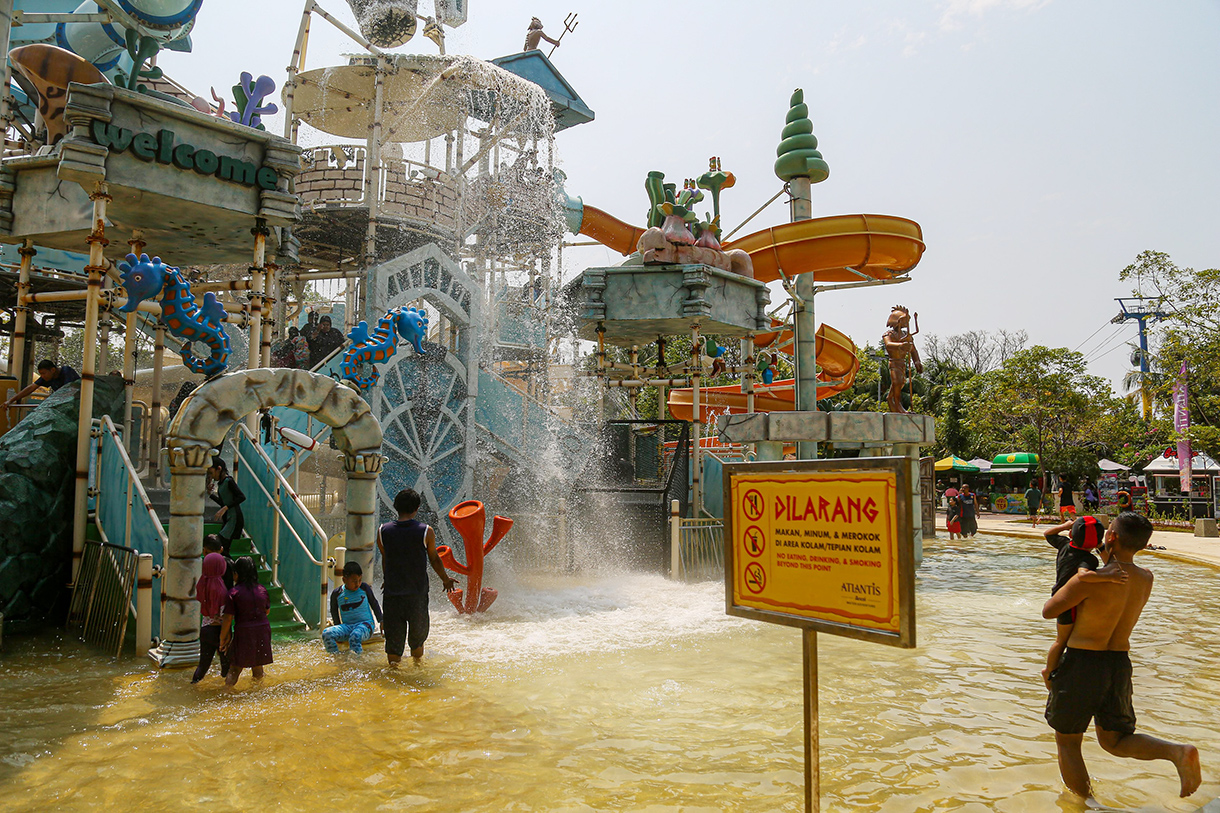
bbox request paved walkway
[949,513,1220,569]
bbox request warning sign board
[724,457,916,648]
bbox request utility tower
[1112,297,1167,420]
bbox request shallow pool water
[1,535,1217,811]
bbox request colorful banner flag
[1173,361,1192,492]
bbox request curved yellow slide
[725,214,925,284]
[666,324,860,423]
[576,207,925,285]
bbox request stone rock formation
[0,377,125,627]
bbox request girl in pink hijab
[192,551,232,683]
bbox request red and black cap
[1069,516,1104,550]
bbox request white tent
[1097,458,1131,472]
[968,458,992,472]
[1142,452,1220,473]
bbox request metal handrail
[96,415,169,564]
[234,424,327,566]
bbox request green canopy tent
[991,452,1039,472]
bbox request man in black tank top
[377,488,457,666]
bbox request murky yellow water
[1,535,1217,812]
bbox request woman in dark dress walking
[220,557,273,687]
[207,458,245,556]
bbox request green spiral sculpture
[774,88,830,184]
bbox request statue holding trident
[882,305,922,413]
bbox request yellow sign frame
[723,457,917,648]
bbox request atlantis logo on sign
[91,121,283,191]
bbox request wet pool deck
[965,514,1220,569]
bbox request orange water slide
[578,205,646,256]
[666,324,860,423]
[575,207,925,285]
[726,214,925,284]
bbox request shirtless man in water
[1042,511,1201,800]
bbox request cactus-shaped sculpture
[117,253,231,377]
[437,500,513,614]
[696,156,735,236]
[228,73,279,130]
[774,88,830,184]
[339,305,429,391]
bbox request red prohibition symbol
[744,562,767,594]
[743,525,766,557]
[743,488,765,521]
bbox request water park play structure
[2,4,1218,812]
[0,0,937,646]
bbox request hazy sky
[161,0,1220,390]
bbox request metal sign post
[724,457,918,812]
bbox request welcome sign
[724,458,916,647]
[91,121,284,191]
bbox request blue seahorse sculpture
[117,253,231,378]
[340,305,429,391]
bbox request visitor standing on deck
[1059,475,1076,518]
[303,312,345,369]
[378,488,457,666]
[1042,512,1201,801]
[220,556,273,687]
[192,552,232,683]
[2,359,80,408]
[1025,481,1043,527]
[207,458,245,557]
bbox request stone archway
[151,369,383,666]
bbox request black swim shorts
[1045,647,1136,735]
[382,592,430,657]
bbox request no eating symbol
[744,562,767,594]
[743,489,764,521]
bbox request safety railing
[67,538,148,658]
[92,415,167,648]
[234,423,329,628]
[669,500,725,582]
[475,366,594,474]
[264,343,345,473]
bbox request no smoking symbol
[744,562,767,594]
[743,526,766,557]
[743,489,764,521]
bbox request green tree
[967,346,1109,487]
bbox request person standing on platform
[303,313,345,369]
[1025,480,1044,527]
[3,359,80,408]
[207,457,246,557]
[1059,475,1077,519]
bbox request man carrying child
[1040,516,1126,689]
[1042,512,1201,801]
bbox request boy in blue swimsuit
[1041,516,1126,687]
[323,561,384,655]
